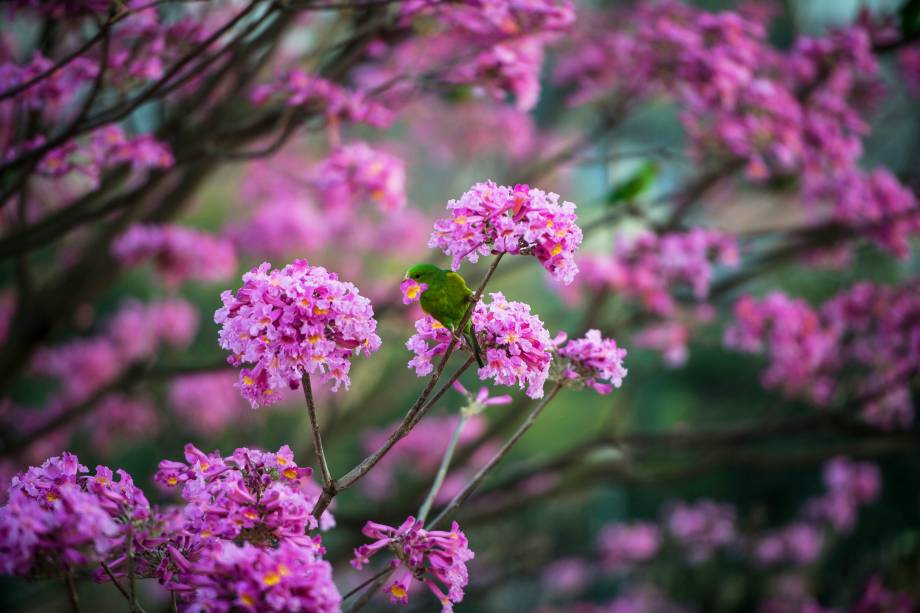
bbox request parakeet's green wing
[444,271,484,367]
[444,271,473,302]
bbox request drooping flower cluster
[725,282,920,428]
[352,516,474,612]
[312,142,407,213]
[597,522,661,573]
[113,223,237,286]
[429,181,583,285]
[155,444,334,543]
[215,260,381,407]
[406,292,553,398]
[553,329,628,394]
[581,229,740,317]
[176,540,341,613]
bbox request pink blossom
[168,372,249,435]
[665,500,736,563]
[400,278,427,305]
[407,292,553,398]
[854,574,915,613]
[178,540,340,613]
[215,260,381,407]
[632,321,690,367]
[542,557,591,595]
[113,223,237,286]
[806,457,880,533]
[352,516,474,612]
[429,181,583,285]
[312,142,407,213]
[598,522,661,572]
[554,329,627,394]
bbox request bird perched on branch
[405,264,485,367]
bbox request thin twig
[100,563,148,613]
[342,566,392,601]
[64,572,81,613]
[345,566,395,613]
[418,413,467,524]
[427,382,564,529]
[303,373,334,489]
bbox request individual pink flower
[806,457,880,533]
[113,223,237,286]
[400,278,427,305]
[406,292,553,398]
[451,381,513,413]
[215,260,381,407]
[632,321,690,367]
[177,540,341,613]
[542,557,591,595]
[554,329,628,394]
[429,181,583,285]
[598,522,661,572]
[351,516,474,612]
[753,522,824,566]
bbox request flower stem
[303,373,334,492]
[64,571,81,613]
[418,413,467,524]
[427,382,564,530]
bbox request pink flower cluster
[312,142,407,213]
[352,516,474,612]
[665,500,736,563]
[402,0,575,38]
[430,181,583,285]
[168,372,249,435]
[0,454,145,578]
[554,329,628,394]
[806,457,880,533]
[581,229,739,317]
[725,282,920,428]
[32,298,199,403]
[753,522,824,567]
[597,522,661,573]
[0,51,98,113]
[406,292,553,398]
[177,540,340,613]
[113,223,237,286]
[251,68,392,128]
[215,260,381,407]
[155,444,334,544]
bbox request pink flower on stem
[351,516,474,612]
[451,381,512,413]
[429,181,583,285]
[215,260,381,407]
[554,329,628,394]
[400,278,427,305]
[406,292,553,398]
[597,522,661,572]
[312,141,407,213]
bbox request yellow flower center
[313,306,329,316]
[166,476,178,486]
[282,468,298,480]
[263,571,281,586]
[276,456,288,465]
[454,215,467,225]
[241,594,255,606]
[243,375,255,386]
[406,285,420,300]
[45,492,58,502]
[551,243,563,257]
[308,334,322,344]
[390,585,407,599]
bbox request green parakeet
[405,264,485,367]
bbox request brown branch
[303,373,334,490]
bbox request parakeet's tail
[465,324,485,368]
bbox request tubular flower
[178,540,340,613]
[429,181,583,285]
[351,516,474,613]
[406,292,553,398]
[154,444,333,546]
[400,278,427,305]
[554,329,628,394]
[215,260,382,407]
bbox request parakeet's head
[405,263,444,286]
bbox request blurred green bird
[405,264,485,367]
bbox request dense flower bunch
[312,142,407,213]
[406,292,553,398]
[174,540,340,612]
[0,454,140,578]
[581,229,739,317]
[155,443,334,543]
[113,223,237,286]
[215,260,381,407]
[806,457,880,533]
[429,181,583,285]
[352,516,474,612]
[553,329,628,394]
[725,282,920,428]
